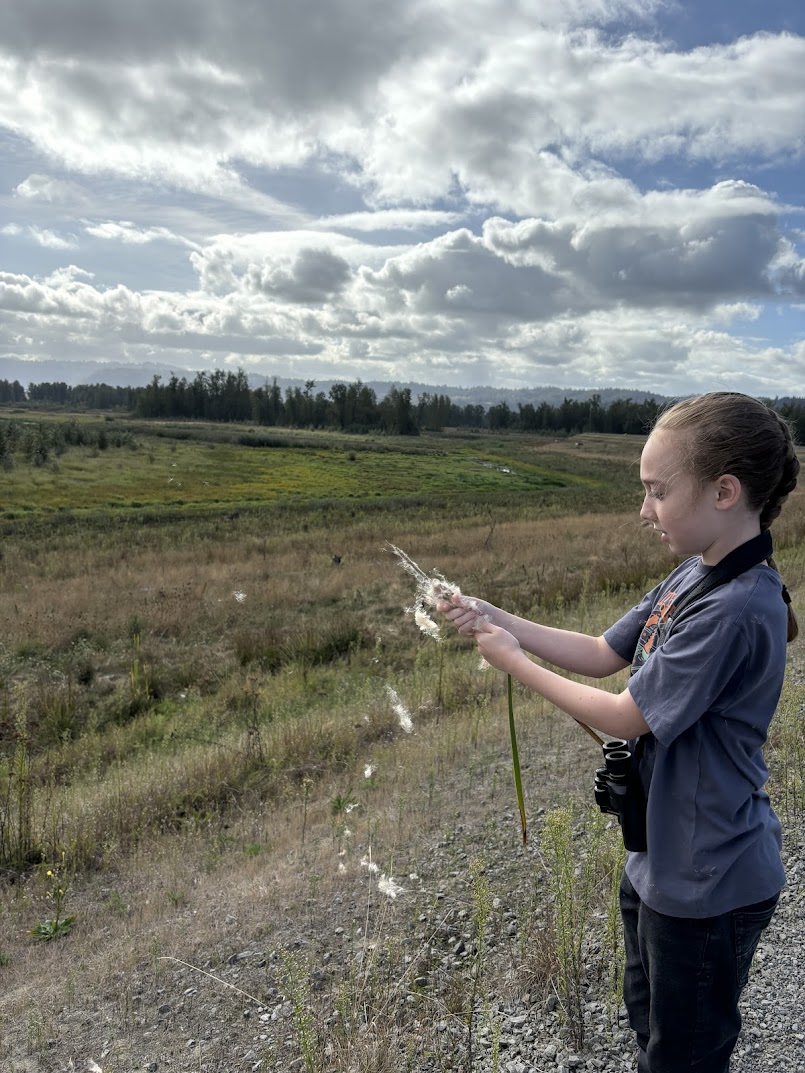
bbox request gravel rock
[1,740,802,1073]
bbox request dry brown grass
[3,489,804,865]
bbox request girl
[439,392,798,1073]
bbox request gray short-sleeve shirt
[604,558,787,917]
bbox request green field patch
[1,435,594,514]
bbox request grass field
[1,414,803,861]
[1,413,803,1072]
[1,415,639,517]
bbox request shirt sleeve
[603,584,660,662]
[627,599,750,747]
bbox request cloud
[483,212,785,310]
[14,173,91,205]
[0,265,329,370]
[331,28,805,213]
[1,251,803,397]
[346,183,798,329]
[312,209,464,233]
[246,247,352,303]
[0,0,435,111]
[83,220,199,248]
[31,226,78,250]
[189,230,406,296]
[2,222,78,250]
[0,1,803,395]
[2,171,803,393]
[357,228,566,322]
[0,4,801,210]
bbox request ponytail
[767,554,798,642]
[761,412,799,643]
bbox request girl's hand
[436,592,495,635]
[473,619,523,673]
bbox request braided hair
[654,392,799,641]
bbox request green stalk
[507,674,527,845]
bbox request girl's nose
[639,495,654,521]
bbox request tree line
[2,372,805,440]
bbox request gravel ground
[729,826,805,1073]
[5,814,800,1073]
[2,745,803,1073]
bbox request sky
[1,0,804,398]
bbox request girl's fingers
[443,608,467,623]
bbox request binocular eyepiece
[593,738,647,852]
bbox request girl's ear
[714,473,742,510]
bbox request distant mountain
[0,358,189,390]
[381,381,667,409]
[242,376,668,409]
[0,357,668,408]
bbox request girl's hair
[654,391,799,642]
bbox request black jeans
[619,872,778,1073]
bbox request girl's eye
[651,490,665,501]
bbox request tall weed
[538,804,624,1051]
[0,690,40,870]
[768,673,805,823]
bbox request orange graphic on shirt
[634,589,678,667]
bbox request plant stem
[507,674,527,845]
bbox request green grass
[1,437,585,514]
[1,415,639,517]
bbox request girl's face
[639,431,724,560]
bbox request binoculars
[594,738,648,852]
